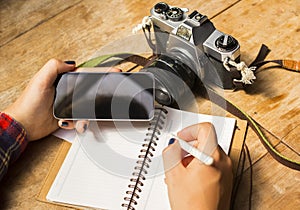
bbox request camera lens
[154,2,169,14]
[215,35,238,51]
[140,55,197,107]
[166,7,184,21]
[154,83,172,105]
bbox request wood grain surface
[0,0,299,209]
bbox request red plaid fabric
[0,112,28,181]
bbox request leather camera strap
[250,44,300,72]
[79,49,300,171]
[231,44,300,88]
[204,86,300,171]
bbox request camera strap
[208,44,300,170]
[224,44,300,89]
[204,86,300,171]
[250,44,300,71]
[78,50,300,171]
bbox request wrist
[0,112,28,153]
[3,106,27,133]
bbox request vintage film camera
[140,2,241,106]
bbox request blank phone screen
[53,72,155,120]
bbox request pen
[169,133,214,165]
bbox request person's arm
[163,122,233,210]
[0,59,76,181]
[4,59,76,141]
[0,59,120,181]
[0,112,28,181]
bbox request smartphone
[53,72,155,120]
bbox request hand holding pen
[162,122,233,210]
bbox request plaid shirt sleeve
[0,112,28,181]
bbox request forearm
[0,112,28,181]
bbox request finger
[75,120,89,133]
[58,120,75,129]
[195,123,218,156]
[162,139,185,178]
[75,67,122,73]
[212,145,231,166]
[217,145,227,157]
[177,123,200,142]
[35,59,76,87]
[58,120,89,134]
[178,122,218,155]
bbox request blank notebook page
[47,106,236,209]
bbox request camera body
[140,2,242,106]
[150,2,240,63]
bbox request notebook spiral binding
[122,107,168,210]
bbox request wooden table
[0,0,299,209]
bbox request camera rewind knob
[215,35,238,51]
[154,2,169,14]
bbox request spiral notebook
[42,106,242,210]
